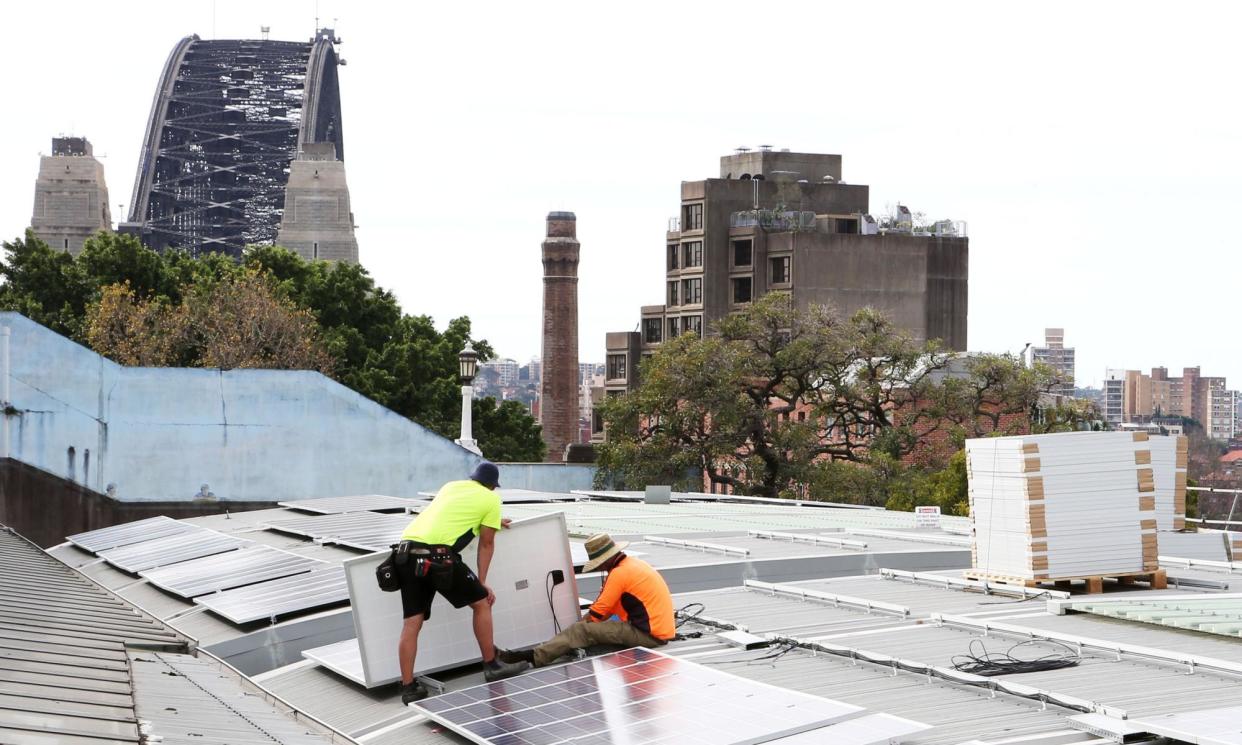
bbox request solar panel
[303,638,366,684]
[415,647,865,745]
[276,494,430,514]
[329,515,412,552]
[140,546,325,598]
[1128,706,1242,745]
[67,516,200,553]
[262,511,410,552]
[194,566,349,623]
[98,529,249,573]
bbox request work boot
[483,658,530,682]
[495,647,535,665]
[401,682,429,705]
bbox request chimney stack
[540,212,580,462]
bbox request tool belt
[397,540,457,591]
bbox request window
[607,354,627,381]
[732,239,752,267]
[667,281,679,306]
[732,277,752,304]
[681,277,702,305]
[667,316,681,338]
[682,241,703,268]
[642,318,662,344]
[684,315,702,338]
[770,255,791,284]
[667,244,679,271]
[682,203,703,231]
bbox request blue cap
[470,461,500,489]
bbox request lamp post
[455,342,482,455]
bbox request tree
[473,397,547,462]
[0,231,92,338]
[86,272,335,372]
[597,294,1060,499]
[2,235,544,458]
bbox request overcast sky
[5,1,1239,388]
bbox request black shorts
[397,555,488,620]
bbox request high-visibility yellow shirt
[400,480,501,551]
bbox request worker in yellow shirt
[499,532,674,667]
[395,462,529,704]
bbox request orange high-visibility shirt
[587,555,675,640]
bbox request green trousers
[533,620,665,667]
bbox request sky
[4,1,1239,388]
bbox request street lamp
[455,342,482,455]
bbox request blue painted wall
[0,313,595,501]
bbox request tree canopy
[0,231,545,462]
[596,293,1086,500]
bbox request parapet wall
[0,313,595,501]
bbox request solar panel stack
[966,431,1158,581]
[1149,434,1189,531]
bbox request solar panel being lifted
[98,530,249,574]
[140,546,325,598]
[415,647,865,745]
[67,516,201,553]
[193,566,349,624]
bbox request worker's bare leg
[398,614,424,685]
[469,598,496,662]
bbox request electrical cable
[675,602,706,629]
[545,571,561,634]
[951,638,1081,677]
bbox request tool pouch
[428,555,456,592]
[376,545,402,592]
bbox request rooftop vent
[758,144,773,152]
[735,146,751,153]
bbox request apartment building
[1030,328,1076,398]
[603,149,969,397]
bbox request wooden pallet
[963,568,1167,594]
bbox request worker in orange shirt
[498,533,674,667]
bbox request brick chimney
[540,212,580,462]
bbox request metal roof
[35,496,1242,745]
[0,525,345,745]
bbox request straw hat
[581,533,629,572]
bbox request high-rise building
[603,149,968,395]
[1103,369,1126,427]
[1105,365,1227,428]
[1029,328,1075,398]
[479,358,520,388]
[540,212,580,462]
[30,137,112,255]
[1206,386,1237,441]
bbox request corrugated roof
[0,525,349,745]
[0,526,187,745]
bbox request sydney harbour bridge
[122,28,347,258]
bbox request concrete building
[29,136,112,255]
[1029,328,1076,398]
[540,212,580,461]
[604,149,968,395]
[0,312,595,504]
[275,143,359,262]
[1103,365,1228,429]
[1103,369,1126,427]
[1207,387,1239,441]
[479,357,520,389]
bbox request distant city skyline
[4,2,1241,389]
